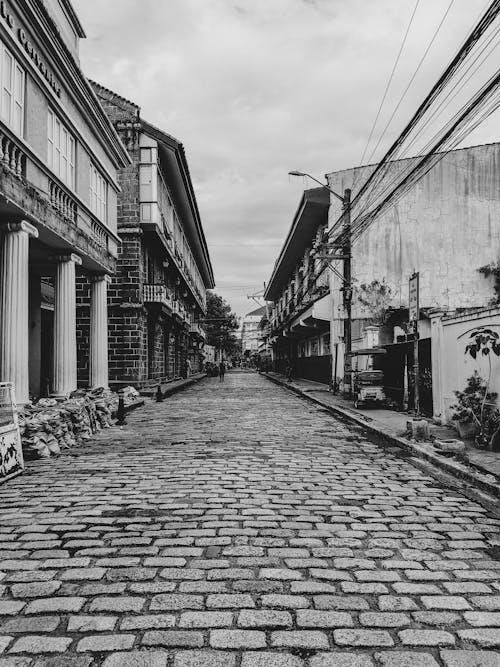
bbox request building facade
[91,83,214,388]
[241,306,266,355]
[264,188,331,384]
[0,0,130,403]
[326,143,500,409]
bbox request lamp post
[288,171,352,397]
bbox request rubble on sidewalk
[18,386,140,460]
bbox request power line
[356,0,421,173]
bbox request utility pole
[409,272,420,415]
[342,188,352,398]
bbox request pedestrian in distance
[218,360,225,382]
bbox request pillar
[52,253,81,397]
[0,221,38,404]
[430,310,446,424]
[89,274,110,389]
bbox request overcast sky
[73,0,498,319]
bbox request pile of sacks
[18,386,139,460]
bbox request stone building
[264,188,331,383]
[91,83,214,388]
[0,0,130,403]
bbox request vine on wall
[478,261,500,305]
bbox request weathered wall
[327,143,500,313]
[431,307,500,423]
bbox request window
[47,110,75,189]
[1,40,25,136]
[90,162,107,222]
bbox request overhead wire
[352,0,421,195]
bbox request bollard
[116,388,126,425]
[156,384,163,402]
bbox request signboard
[0,383,23,483]
[409,272,419,323]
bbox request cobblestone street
[1,370,500,666]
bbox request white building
[241,306,266,354]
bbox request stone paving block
[412,611,461,625]
[375,651,440,666]
[206,594,255,609]
[471,596,500,610]
[143,631,204,648]
[179,612,233,628]
[89,596,144,613]
[238,610,293,628]
[398,629,455,645]
[67,615,117,632]
[457,629,500,647]
[0,637,11,653]
[9,635,72,653]
[76,634,136,652]
[0,617,60,634]
[241,653,304,667]
[270,630,329,649]
[421,595,472,610]
[440,650,500,666]
[464,612,500,626]
[314,595,369,610]
[0,658,32,667]
[60,568,106,581]
[102,651,169,667]
[0,602,25,616]
[25,597,85,614]
[31,657,92,667]
[210,629,266,649]
[333,629,394,647]
[359,612,410,627]
[261,595,309,609]
[310,654,374,667]
[174,651,236,667]
[296,610,353,627]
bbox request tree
[354,279,393,324]
[463,328,500,446]
[204,292,240,355]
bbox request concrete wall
[431,307,500,423]
[327,144,500,314]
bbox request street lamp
[288,171,353,398]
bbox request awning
[290,295,330,332]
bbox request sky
[73,0,498,320]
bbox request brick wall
[76,273,91,387]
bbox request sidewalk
[263,371,500,510]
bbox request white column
[430,310,446,424]
[90,274,110,389]
[52,253,82,397]
[0,221,38,404]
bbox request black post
[342,188,352,398]
[156,384,163,402]
[116,388,126,425]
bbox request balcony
[0,130,26,178]
[190,322,206,339]
[143,284,173,309]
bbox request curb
[140,374,206,399]
[263,372,500,513]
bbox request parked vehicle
[348,348,387,409]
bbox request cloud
[73,0,497,317]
